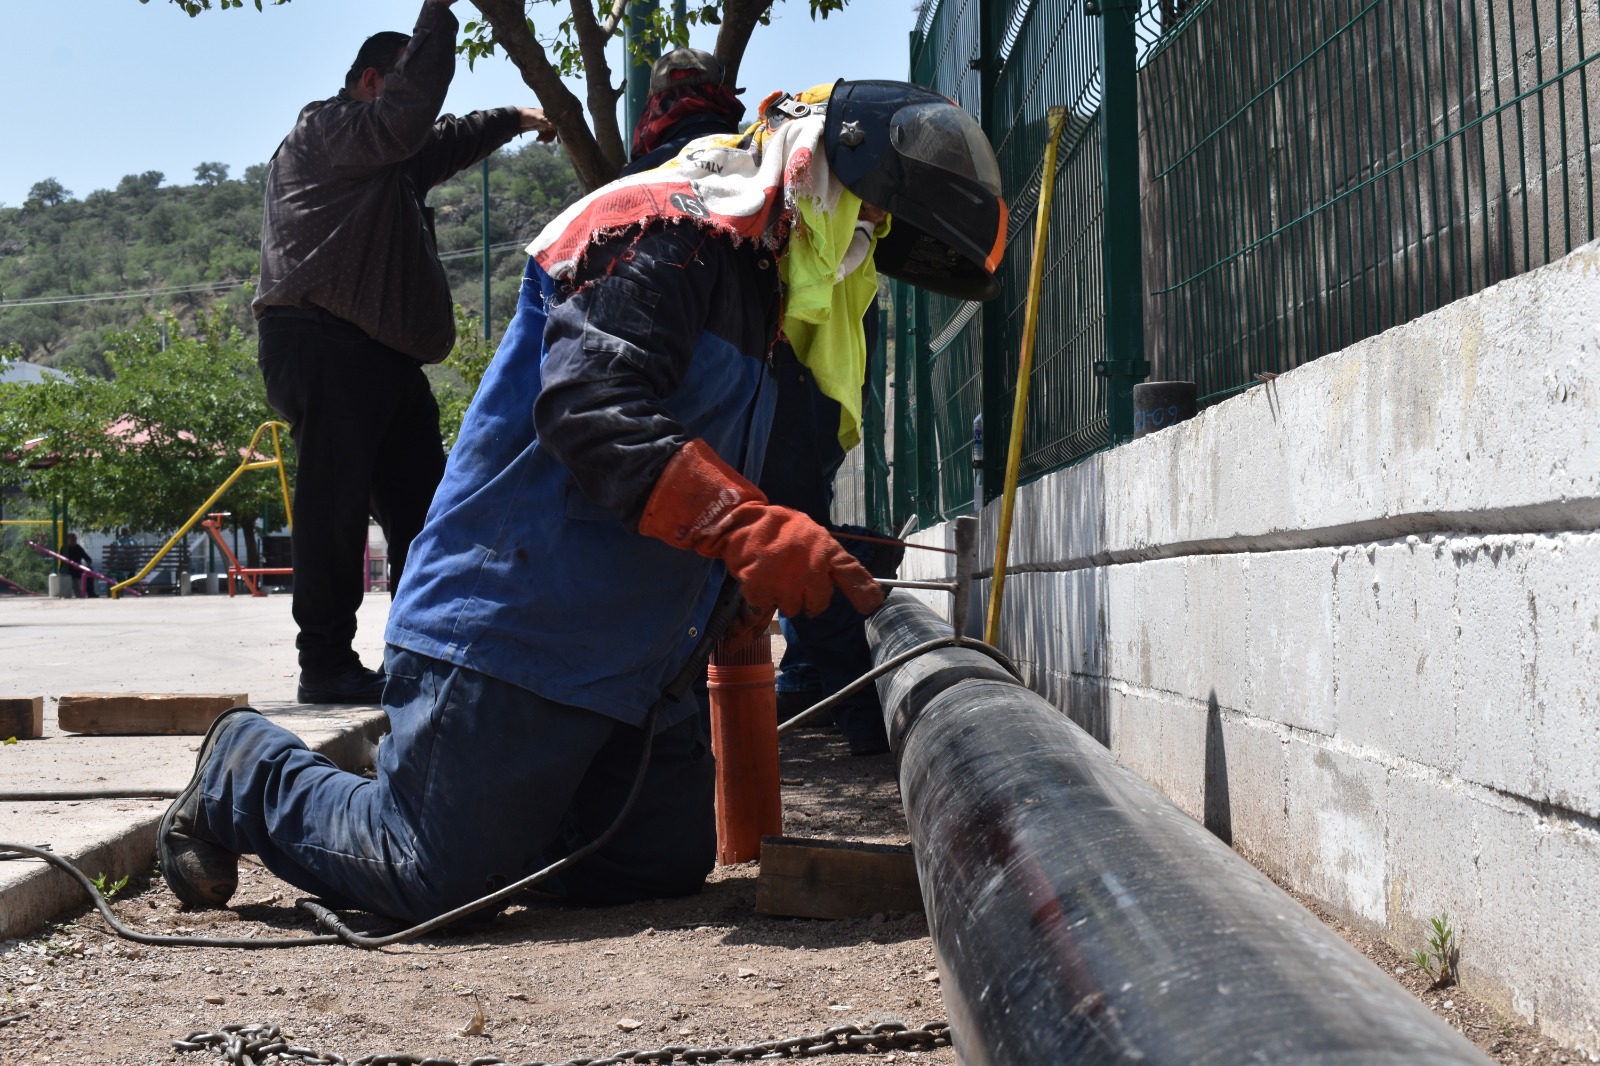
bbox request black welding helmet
[823,80,1007,301]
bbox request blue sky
[0,1,920,207]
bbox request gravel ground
[0,725,953,1066]
[0,722,1586,1066]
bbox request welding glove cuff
[638,439,884,618]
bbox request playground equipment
[200,513,292,597]
[25,539,142,597]
[110,421,293,599]
[0,573,42,596]
[0,518,61,596]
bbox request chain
[173,1019,951,1066]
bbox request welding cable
[776,633,1019,735]
[0,706,661,951]
[0,841,341,949]
[0,789,180,801]
[0,582,751,951]
[3,587,1006,949]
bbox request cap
[647,48,740,97]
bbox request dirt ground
[0,723,1588,1066]
[0,725,952,1066]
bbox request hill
[0,144,581,374]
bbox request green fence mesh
[880,0,1600,532]
[1142,0,1600,401]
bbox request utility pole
[623,0,663,142]
[481,157,492,340]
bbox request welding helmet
[823,80,1007,301]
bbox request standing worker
[161,80,1006,924]
[253,0,554,705]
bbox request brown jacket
[252,0,521,363]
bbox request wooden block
[755,835,924,920]
[0,697,45,740]
[57,693,248,736]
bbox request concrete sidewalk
[0,592,392,939]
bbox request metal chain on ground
[173,1019,951,1066]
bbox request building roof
[0,359,66,385]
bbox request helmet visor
[891,103,1003,198]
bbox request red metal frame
[201,514,292,598]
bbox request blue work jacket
[387,222,781,728]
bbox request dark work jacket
[619,112,741,178]
[386,222,783,726]
[252,0,522,363]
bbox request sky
[0,0,921,208]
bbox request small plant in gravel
[90,872,130,900]
[1409,912,1457,988]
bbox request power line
[0,279,246,310]
[437,238,528,262]
[0,239,534,310]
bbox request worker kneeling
[159,79,1006,924]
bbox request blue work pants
[196,648,716,923]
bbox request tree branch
[714,0,776,94]
[600,0,628,37]
[568,0,627,177]
[467,0,613,191]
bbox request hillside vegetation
[0,144,580,373]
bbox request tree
[0,311,288,564]
[143,0,851,191]
[194,161,231,185]
[117,171,165,196]
[25,179,72,209]
[433,304,496,449]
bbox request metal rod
[986,108,1067,646]
[866,595,1494,1066]
[876,579,957,592]
[833,530,958,556]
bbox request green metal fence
[879,0,1600,531]
[1143,0,1600,401]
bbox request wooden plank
[57,693,248,736]
[0,697,45,740]
[755,835,924,920]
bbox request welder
[159,79,1007,924]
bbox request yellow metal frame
[0,519,63,542]
[985,107,1068,646]
[110,421,294,599]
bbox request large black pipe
[869,594,1491,1066]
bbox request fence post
[622,0,660,144]
[977,0,1009,509]
[1094,0,1149,444]
[865,305,892,530]
[912,287,938,522]
[892,283,918,530]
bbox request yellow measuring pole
[110,421,294,599]
[985,107,1068,647]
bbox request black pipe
[868,594,1491,1066]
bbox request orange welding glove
[723,600,777,652]
[638,439,884,619]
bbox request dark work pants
[258,314,447,680]
[758,344,886,752]
[196,648,717,922]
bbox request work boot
[297,664,385,705]
[158,706,259,908]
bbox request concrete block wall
[900,241,1600,1053]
